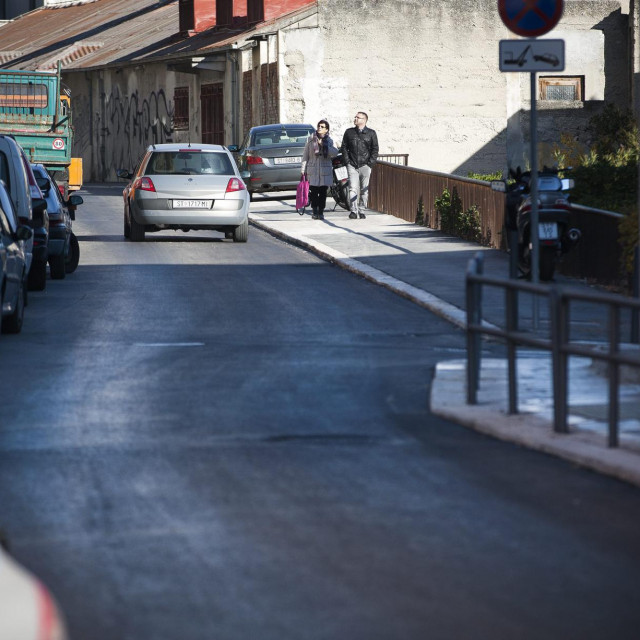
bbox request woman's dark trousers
[310,185,328,218]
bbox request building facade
[0,0,635,180]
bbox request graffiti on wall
[100,86,175,178]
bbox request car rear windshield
[146,151,234,176]
[252,127,313,147]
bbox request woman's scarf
[312,133,329,158]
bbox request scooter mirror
[490,180,506,192]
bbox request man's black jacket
[341,126,379,169]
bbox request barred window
[173,87,189,130]
[539,77,583,101]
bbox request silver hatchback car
[117,143,249,242]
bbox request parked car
[0,543,68,640]
[0,135,48,291]
[228,123,315,198]
[117,143,250,242]
[31,164,82,279]
[0,180,31,334]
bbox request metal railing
[368,162,626,284]
[369,161,510,250]
[466,252,640,447]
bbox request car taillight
[58,185,65,197]
[226,178,245,193]
[554,199,571,210]
[134,177,156,192]
[247,156,264,165]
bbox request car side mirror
[240,170,250,180]
[36,177,51,193]
[16,225,33,241]
[32,197,47,215]
[227,145,239,152]
[67,194,83,206]
[117,169,132,180]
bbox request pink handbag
[296,174,309,214]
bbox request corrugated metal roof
[0,0,316,72]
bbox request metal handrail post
[608,305,620,447]
[551,287,569,433]
[506,285,518,414]
[631,246,639,343]
[466,258,478,404]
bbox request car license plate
[334,166,348,181]
[173,200,211,209]
[539,222,558,240]
[274,156,301,164]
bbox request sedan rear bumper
[133,197,247,226]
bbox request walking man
[340,111,379,219]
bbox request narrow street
[1,184,639,640]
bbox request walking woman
[301,119,338,220]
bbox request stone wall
[278,0,630,175]
[66,61,234,181]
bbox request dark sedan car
[31,164,82,279]
[0,180,32,333]
[229,123,315,198]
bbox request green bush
[552,104,638,280]
[467,171,504,182]
[415,195,425,225]
[434,187,482,243]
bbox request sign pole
[530,71,540,328]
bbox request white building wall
[277,0,629,175]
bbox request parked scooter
[492,167,581,281]
[329,153,350,210]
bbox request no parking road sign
[498,0,563,37]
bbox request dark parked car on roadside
[0,135,48,291]
[229,123,315,198]
[0,180,32,334]
[31,164,82,279]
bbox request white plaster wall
[277,0,628,175]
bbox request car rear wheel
[2,277,25,334]
[27,259,47,291]
[49,253,66,280]
[65,233,80,274]
[233,220,248,243]
[130,213,145,242]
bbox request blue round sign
[498,0,563,37]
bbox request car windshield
[146,151,234,176]
[251,127,313,147]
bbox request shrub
[434,187,461,235]
[551,104,638,280]
[434,187,482,243]
[415,195,424,225]
[467,171,504,182]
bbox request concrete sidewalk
[248,194,640,487]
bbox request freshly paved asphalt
[249,193,640,487]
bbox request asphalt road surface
[1,184,639,639]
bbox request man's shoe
[349,212,358,219]
[312,213,319,220]
[359,213,366,219]
[318,213,325,220]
